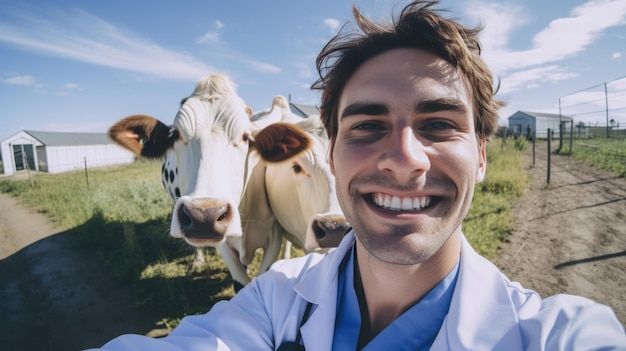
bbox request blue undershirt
[331,247,459,350]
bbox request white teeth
[390,196,401,209]
[401,197,413,210]
[372,193,431,211]
[413,197,421,209]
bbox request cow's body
[239,115,349,274]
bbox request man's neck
[354,233,461,347]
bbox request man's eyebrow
[340,102,389,119]
[416,98,468,114]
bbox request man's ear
[476,137,487,183]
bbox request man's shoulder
[517,294,626,348]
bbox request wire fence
[559,76,626,140]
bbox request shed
[507,111,573,139]
[0,130,135,175]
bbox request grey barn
[508,111,573,139]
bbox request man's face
[330,48,486,265]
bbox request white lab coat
[92,232,626,350]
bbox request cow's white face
[264,117,349,251]
[109,74,254,249]
[168,94,253,246]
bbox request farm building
[507,111,573,139]
[290,102,319,118]
[0,130,135,176]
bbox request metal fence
[559,76,626,140]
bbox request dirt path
[0,191,164,351]
[493,141,626,327]
[0,141,624,350]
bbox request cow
[108,74,309,288]
[108,74,252,287]
[239,115,350,275]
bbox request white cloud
[3,75,36,85]
[612,52,622,59]
[245,60,281,73]
[64,83,80,89]
[467,0,626,95]
[197,21,225,44]
[0,8,215,81]
[499,66,578,95]
[323,18,340,33]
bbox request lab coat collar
[431,235,528,350]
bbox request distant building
[289,102,319,118]
[507,111,573,139]
[0,130,134,175]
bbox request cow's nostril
[180,205,193,230]
[217,212,228,222]
[312,220,327,239]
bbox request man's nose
[378,127,430,180]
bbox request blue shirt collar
[332,246,460,350]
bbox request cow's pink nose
[178,200,231,240]
[311,215,350,248]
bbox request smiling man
[92,1,625,350]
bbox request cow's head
[109,74,256,247]
[240,116,348,263]
[254,116,349,252]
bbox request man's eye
[353,122,385,131]
[423,121,454,131]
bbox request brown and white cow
[239,115,350,275]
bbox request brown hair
[311,0,504,142]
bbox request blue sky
[1,0,625,142]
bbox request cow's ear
[108,114,176,158]
[251,123,311,162]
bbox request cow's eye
[292,163,303,174]
[242,131,251,143]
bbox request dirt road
[0,191,165,351]
[0,141,624,350]
[493,141,626,327]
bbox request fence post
[533,130,537,166]
[547,129,551,184]
[84,157,90,189]
[569,121,573,154]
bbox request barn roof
[512,111,573,121]
[290,103,320,118]
[24,130,114,146]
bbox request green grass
[464,137,530,259]
[566,138,626,176]
[0,139,531,328]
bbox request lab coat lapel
[295,232,355,350]
[431,235,528,350]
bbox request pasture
[0,137,530,329]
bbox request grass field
[0,137,531,329]
[566,138,626,176]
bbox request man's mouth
[371,192,432,211]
